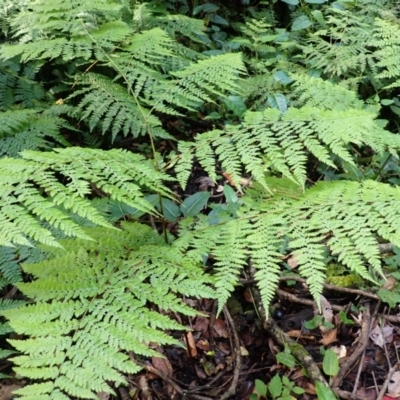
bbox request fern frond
[175,180,400,315]
[71,73,171,141]
[3,223,215,399]
[371,18,400,87]
[0,148,173,247]
[179,95,399,190]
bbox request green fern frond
[71,73,171,140]
[0,109,69,157]
[175,180,400,315]
[3,223,215,399]
[178,96,399,190]
[0,148,173,247]
[371,18,400,87]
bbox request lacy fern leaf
[0,147,173,247]
[4,223,215,399]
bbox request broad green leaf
[255,379,267,397]
[377,289,400,308]
[322,349,339,376]
[281,0,299,4]
[249,394,258,400]
[292,15,312,31]
[292,386,305,394]
[223,185,239,203]
[222,95,247,117]
[315,382,338,400]
[381,99,394,105]
[268,374,282,398]
[274,71,293,85]
[193,3,219,15]
[276,352,296,368]
[208,14,229,26]
[305,0,327,3]
[181,192,210,217]
[157,198,181,221]
[268,93,287,113]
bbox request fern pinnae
[5,224,216,399]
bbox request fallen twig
[219,305,242,400]
[376,360,400,400]
[246,263,330,388]
[133,357,214,400]
[332,303,371,390]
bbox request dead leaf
[318,295,334,333]
[330,345,347,359]
[356,387,380,400]
[370,324,384,348]
[195,363,207,379]
[287,254,300,269]
[152,356,173,377]
[382,326,394,344]
[286,330,315,340]
[320,328,337,346]
[382,276,397,290]
[196,339,210,352]
[193,316,209,334]
[388,371,400,397]
[0,384,21,400]
[240,346,249,356]
[213,319,228,338]
[97,392,110,400]
[185,331,198,357]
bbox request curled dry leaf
[388,371,400,398]
[370,324,384,348]
[320,328,337,346]
[186,331,198,357]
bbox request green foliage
[1,0,400,396]
[4,223,215,399]
[0,147,173,247]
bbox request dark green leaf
[181,192,210,217]
[223,185,239,203]
[208,14,229,26]
[222,95,247,117]
[274,71,294,85]
[292,15,312,31]
[322,349,339,376]
[268,93,287,113]
[157,198,181,221]
[193,3,219,15]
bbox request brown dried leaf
[186,331,198,357]
[196,339,210,352]
[370,324,384,348]
[213,319,228,338]
[287,254,300,269]
[193,316,209,335]
[320,328,337,346]
[151,356,173,377]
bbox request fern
[177,80,400,190]
[0,147,173,247]
[174,179,400,313]
[3,223,215,399]
[371,18,400,87]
